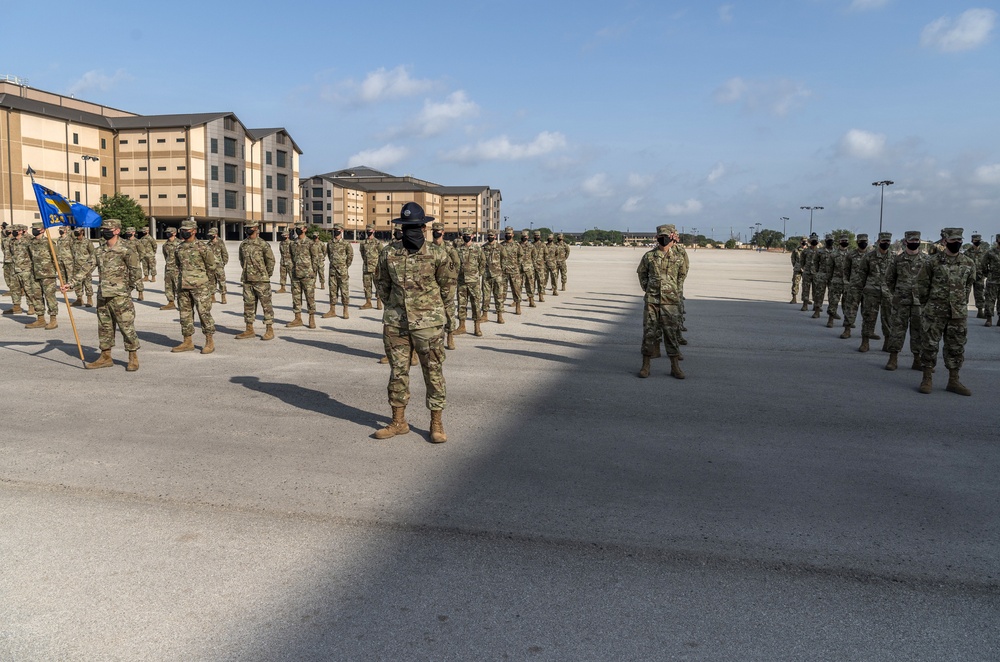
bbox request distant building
[0,78,301,238]
[301,166,502,238]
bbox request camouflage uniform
[963,234,988,317]
[69,220,141,354]
[27,227,60,318]
[176,227,217,339]
[499,227,523,311]
[789,241,804,303]
[810,234,835,317]
[637,224,688,379]
[799,234,818,310]
[71,231,96,305]
[432,222,460,342]
[531,232,547,301]
[360,226,383,308]
[840,236,869,337]
[277,233,291,291]
[311,235,326,290]
[238,224,276,328]
[916,228,975,394]
[55,230,75,289]
[885,231,928,367]
[121,231,144,296]
[9,227,41,313]
[981,236,1000,325]
[482,234,503,319]
[205,230,228,298]
[825,235,850,324]
[325,227,353,317]
[856,233,894,349]
[518,232,536,305]
[160,231,179,308]
[555,234,570,290]
[545,237,559,295]
[1,227,16,308]
[138,231,157,281]
[456,230,485,328]
[289,231,317,319]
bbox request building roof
[435,186,491,195]
[110,112,232,129]
[322,166,396,179]
[246,127,303,154]
[0,93,116,128]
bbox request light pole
[81,155,98,206]
[755,222,762,251]
[779,217,789,251]
[800,206,823,235]
[749,226,754,248]
[872,180,894,234]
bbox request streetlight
[779,217,789,251]
[81,155,98,206]
[872,180,894,234]
[800,206,823,235]
[749,226,754,248]
[755,222,762,251]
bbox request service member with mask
[637,223,688,380]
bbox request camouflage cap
[333,223,343,231]
[31,222,43,229]
[278,229,287,237]
[944,227,963,241]
[904,230,921,241]
[458,227,469,235]
[244,221,259,231]
[180,219,197,230]
[533,230,541,236]
[878,232,892,241]
[207,227,219,236]
[431,222,444,231]
[824,233,833,240]
[164,226,176,235]
[521,230,530,237]
[809,232,818,239]
[309,231,318,238]
[656,224,676,236]
[856,233,868,241]
[365,224,374,232]
[971,233,981,240]
[123,226,135,234]
[103,219,122,230]
[558,233,565,239]
[13,224,28,232]
[504,226,514,233]
[838,233,849,241]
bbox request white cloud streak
[67,69,130,96]
[974,163,1000,184]
[713,77,812,116]
[336,66,436,105]
[621,196,643,212]
[415,91,478,137]
[707,162,726,183]
[665,199,703,216]
[718,4,734,22]
[442,132,568,163]
[921,9,996,52]
[582,173,613,197]
[347,144,409,170]
[838,129,887,159]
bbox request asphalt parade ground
[1,245,998,661]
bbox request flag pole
[27,167,86,366]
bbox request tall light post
[748,226,754,248]
[81,155,98,206]
[755,222,762,251]
[872,180,894,234]
[780,217,789,251]
[800,205,823,235]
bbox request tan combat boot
[561,284,566,291]
[552,287,558,296]
[44,315,58,330]
[159,301,176,310]
[308,313,317,329]
[446,332,455,350]
[515,300,521,315]
[800,302,808,311]
[137,291,144,301]
[638,356,651,378]
[479,310,488,322]
[374,406,410,439]
[789,296,797,304]
[171,336,195,352]
[322,301,337,318]
[826,317,834,328]
[918,367,933,394]
[496,310,505,324]
[858,338,869,353]
[126,351,139,372]
[220,292,227,304]
[276,285,287,294]
[85,350,114,370]
[25,315,46,329]
[2,304,20,315]
[840,328,851,339]
[885,352,898,371]
[454,320,467,336]
[286,313,303,328]
[410,350,419,366]
[71,298,83,307]
[360,297,373,310]
[85,296,93,307]
[528,295,536,308]
[342,299,350,319]
[911,355,921,370]
[235,324,256,339]
[669,355,686,379]
[986,316,993,327]
[201,334,215,354]
[474,320,483,337]
[151,275,156,283]
[811,309,820,319]
[377,298,383,310]
[379,355,390,364]
[429,410,447,443]
[262,324,274,341]
[538,291,545,302]
[946,369,972,396]
[27,304,36,315]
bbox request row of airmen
[789,228,996,395]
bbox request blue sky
[5,0,998,239]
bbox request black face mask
[520,237,528,243]
[487,235,496,243]
[137,232,146,238]
[906,242,920,251]
[462,235,472,243]
[367,232,374,238]
[972,240,980,246]
[334,231,342,238]
[402,225,425,253]
[824,240,834,248]
[809,240,818,246]
[100,229,116,240]
[432,231,444,239]
[296,229,305,237]
[31,228,43,237]
[178,229,192,240]
[245,230,255,239]
[393,230,402,240]
[857,241,868,249]
[840,241,849,247]
[946,241,963,254]
[878,241,890,250]
[505,234,513,241]
[657,236,670,247]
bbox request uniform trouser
[57,259,73,288]
[279,263,289,287]
[861,290,891,339]
[801,271,814,304]
[501,272,522,304]
[521,267,535,299]
[243,281,274,325]
[791,269,801,298]
[164,269,178,302]
[13,271,38,309]
[442,285,457,331]
[842,288,863,329]
[77,267,94,299]
[35,277,59,315]
[142,255,156,279]
[811,275,828,311]
[827,280,845,317]
[328,268,349,303]
[291,276,316,315]
[985,282,1000,318]
[213,267,226,294]
[971,278,985,310]
[5,264,22,304]
[534,267,547,296]
[316,266,325,289]
[457,278,482,321]
[483,276,502,314]
[557,261,567,286]
[363,271,378,301]
[384,324,446,410]
[97,294,139,351]
[178,285,215,337]
[886,301,922,355]
[642,302,682,357]
[920,315,967,370]
[547,263,558,290]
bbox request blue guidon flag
[32,183,102,229]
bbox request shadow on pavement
[230,375,384,427]
[281,335,383,360]
[478,345,581,365]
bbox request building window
[327,190,331,197]
[120,140,128,145]
[225,190,238,210]
[210,138,218,154]
[211,166,218,181]
[327,216,331,223]
[224,117,235,131]
[265,151,271,165]
[73,162,80,174]
[327,203,331,211]
[266,175,272,189]
[224,164,237,184]
[157,138,166,144]
[312,200,322,211]
[277,197,287,215]
[312,187,323,197]
[313,214,323,224]
[72,133,79,145]
[139,166,148,172]
[266,199,273,213]
[176,138,185,143]
[178,193,187,199]
[277,133,286,145]
[139,194,148,199]
[101,138,106,149]
[276,150,286,168]
[157,166,166,171]
[158,194,167,199]
[177,166,186,171]
[74,191,81,202]
[211,192,219,208]
[224,137,237,158]
[120,167,129,172]
[101,166,107,177]
[138,139,147,144]
[277,174,287,191]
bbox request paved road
[1,246,997,661]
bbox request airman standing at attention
[1,223,23,314]
[980,234,1000,327]
[373,202,456,443]
[555,233,570,291]
[455,227,484,337]
[825,233,850,327]
[531,230,547,302]
[811,233,835,320]
[482,229,504,323]
[9,225,41,318]
[55,227,75,297]
[63,218,142,371]
[432,221,460,350]
[800,233,818,311]
[311,230,326,291]
[276,229,290,294]
[964,233,988,318]
[637,224,688,380]
[545,234,559,296]
[205,227,228,304]
[159,227,179,311]
[235,222,276,341]
[916,228,975,395]
[137,225,157,282]
[26,223,60,330]
[518,230,537,308]
[839,233,869,339]
[499,226,523,315]
[324,224,353,319]
[359,224,383,310]
[884,231,927,371]
[70,228,96,308]
[172,219,217,354]
[856,232,894,352]
[790,238,806,304]
[287,224,317,329]
[121,227,144,301]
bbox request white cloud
[713,77,812,116]
[707,162,726,183]
[838,196,867,210]
[719,4,734,22]
[443,131,568,163]
[67,69,130,96]
[921,9,996,52]
[346,144,409,170]
[336,66,436,105]
[848,0,889,11]
[582,173,613,197]
[621,196,643,212]
[415,91,479,136]
[973,163,1000,184]
[838,129,887,159]
[627,173,653,189]
[665,199,703,216]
